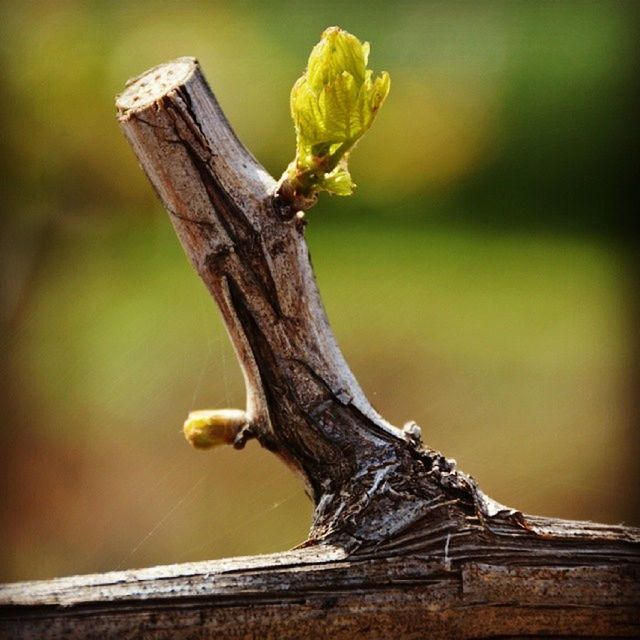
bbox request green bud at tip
[279,26,390,210]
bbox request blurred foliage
[0,1,637,582]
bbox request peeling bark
[1,544,639,639]
[1,57,638,638]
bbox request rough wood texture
[4,546,638,640]
[1,543,639,639]
[1,57,638,638]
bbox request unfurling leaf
[278,26,390,210]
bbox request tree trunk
[1,56,638,639]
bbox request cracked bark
[1,57,638,639]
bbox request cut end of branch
[116,57,197,117]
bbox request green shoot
[278,26,390,211]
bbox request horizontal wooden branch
[2,523,639,639]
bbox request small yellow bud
[183,409,247,449]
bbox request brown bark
[1,541,638,639]
[1,57,638,638]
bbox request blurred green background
[0,1,637,582]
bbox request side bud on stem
[277,26,390,212]
[183,409,251,450]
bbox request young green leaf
[278,26,390,211]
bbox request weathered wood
[1,533,639,639]
[112,56,520,551]
[2,56,638,638]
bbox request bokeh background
[1,0,637,582]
